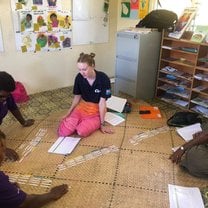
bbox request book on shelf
[160,95,188,107]
[174,99,189,107]
[158,84,172,91]
[180,47,198,53]
[168,7,196,39]
[191,25,208,43]
[193,85,208,92]
[167,86,190,98]
[161,66,178,73]
[191,97,208,108]
[198,57,208,63]
[194,73,208,81]
[191,105,208,115]
[161,67,192,80]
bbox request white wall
[0,0,118,94]
[0,0,149,94]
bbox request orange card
[139,106,162,119]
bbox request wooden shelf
[156,32,208,117]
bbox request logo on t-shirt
[106,89,111,96]
[95,89,101,93]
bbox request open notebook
[48,137,81,155]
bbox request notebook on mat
[48,137,81,155]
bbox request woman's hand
[100,125,114,134]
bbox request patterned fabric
[58,101,100,137]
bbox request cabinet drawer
[115,78,136,97]
[116,57,137,81]
[116,34,140,59]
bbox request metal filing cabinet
[115,29,161,99]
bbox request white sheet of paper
[104,112,125,126]
[48,137,81,155]
[106,96,127,113]
[176,123,202,142]
[168,184,205,208]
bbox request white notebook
[104,112,125,126]
[176,123,202,142]
[168,184,205,208]
[106,96,127,113]
[48,137,81,155]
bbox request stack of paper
[176,123,202,142]
[48,137,81,155]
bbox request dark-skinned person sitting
[0,138,69,208]
[0,71,34,161]
[169,131,208,178]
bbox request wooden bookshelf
[156,31,208,117]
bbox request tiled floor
[1,87,208,208]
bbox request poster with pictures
[11,0,72,53]
[121,0,149,19]
[168,7,196,39]
[11,0,62,10]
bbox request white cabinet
[115,29,161,99]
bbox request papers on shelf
[106,96,127,113]
[192,105,208,115]
[191,97,208,108]
[104,112,125,126]
[176,123,202,142]
[193,85,208,92]
[174,100,189,107]
[124,27,157,34]
[194,73,208,81]
[168,184,205,208]
[48,137,81,155]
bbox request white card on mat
[48,137,81,155]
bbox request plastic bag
[11,81,29,103]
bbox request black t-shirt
[73,70,111,103]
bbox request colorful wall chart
[11,0,72,53]
[121,0,149,19]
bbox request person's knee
[76,120,100,137]
[76,128,91,137]
[58,122,75,137]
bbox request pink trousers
[58,102,100,137]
